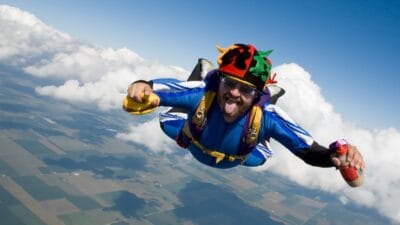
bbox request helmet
[216,43,273,92]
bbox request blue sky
[2,0,400,129]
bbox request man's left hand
[331,144,365,170]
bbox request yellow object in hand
[122,92,160,115]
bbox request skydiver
[125,43,365,185]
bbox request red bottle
[330,139,364,187]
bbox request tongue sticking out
[224,100,237,115]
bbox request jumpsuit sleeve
[150,78,205,110]
[263,104,335,167]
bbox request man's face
[217,76,257,123]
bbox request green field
[0,185,20,205]
[65,195,102,211]
[145,210,181,225]
[0,203,46,225]
[13,176,66,201]
[59,211,97,225]
[14,140,58,159]
[8,204,46,225]
[0,159,19,177]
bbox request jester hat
[217,43,273,91]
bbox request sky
[1,1,400,223]
[1,0,399,129]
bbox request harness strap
[238,93,269,155]
[181,121,247,164]
[192,91,215,130]
[244,105,263,144]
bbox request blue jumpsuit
[152,75,316,169]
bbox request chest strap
[179,121,247,164]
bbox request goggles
[220,76,259,97]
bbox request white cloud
[0,4,188,110]
[116,118,176,154]
[265,63,400,224]
[0,5,75,66]
[35,68,132,110]
[2,4,400,224]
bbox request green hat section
[248,49,273,83]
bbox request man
[126,43,364,174]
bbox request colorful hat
[217,43,273,91]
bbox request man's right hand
[127,82,159,106]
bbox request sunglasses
[220,76,258,97]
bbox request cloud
[2,4,400,224]
[266,63,400,223]
[0,5,74,66]
[0,4,188,110]
[116,118,176,154]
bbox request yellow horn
[216,45,227,65]
[216,44,239,65]
[216,45,225,53]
